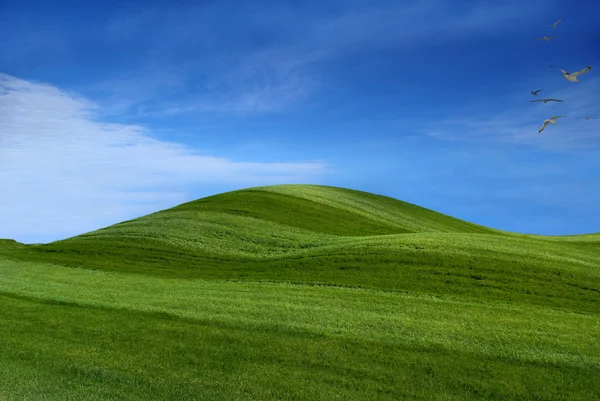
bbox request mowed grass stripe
[171,185,500,234]
[1,259,599,369]
[4,229,598,314]
[4,293,598,401]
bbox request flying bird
[530,98,563,103]
[546,18,563,28]
[549,65,592,82]
[537,36,556,42]
[577,116,598,120]
[531,89,543,96]
[538,116,567,134]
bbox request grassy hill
[1,184,599,400]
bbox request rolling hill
[3,184,599,312]
[1,184,599,400]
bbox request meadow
[1,184,599,400]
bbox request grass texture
[0,184,599,400]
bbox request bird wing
[547,19,563,27]
[550,66,569,74]
[551,116,566,120]
[530,100,542,102]
[571,66,591,77]
[547,99,562,102]
[538,120,550,133]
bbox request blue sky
[1,0,600,243]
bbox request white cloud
[0,73,329,243]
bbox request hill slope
[1,184,600,400]
[168,184,501,235]
[2,184,599,314]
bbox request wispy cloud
[125,60,319,117]
[82,0,544,117]
[0,73,329,243]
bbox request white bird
[549,65,592,82]
[546,18,563,28]
[537,36,556,42]
[530,98,563,103]
[577,116,598,120]
[538,116,567,134]
[531,89,543,96]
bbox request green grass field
[1,184,599,400]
